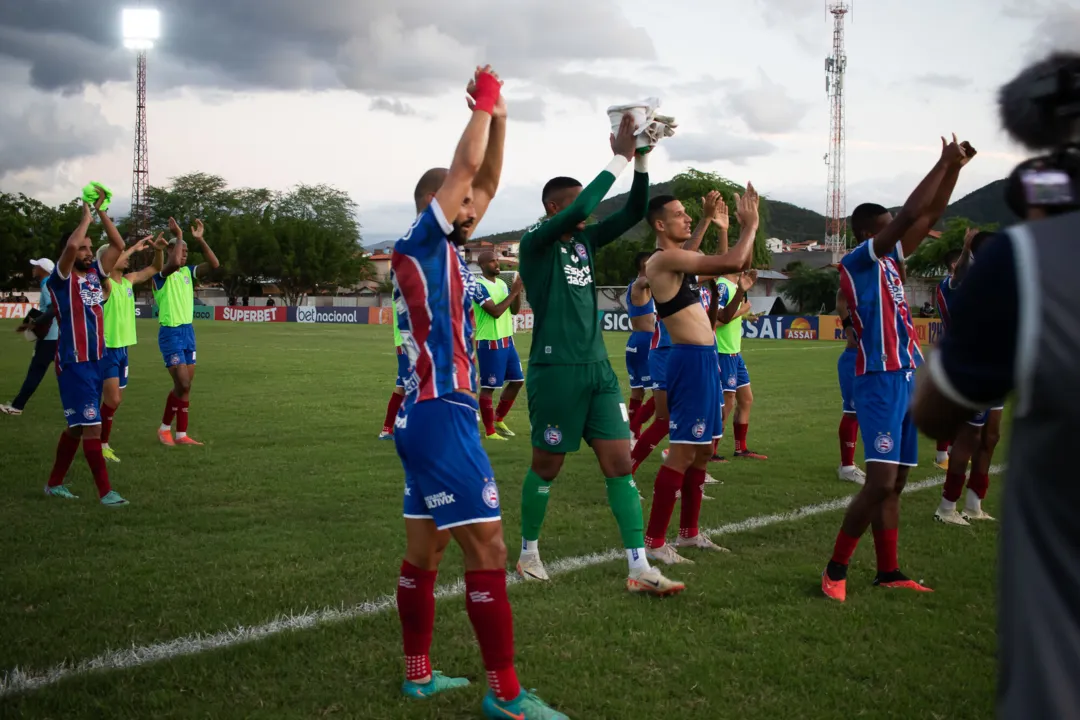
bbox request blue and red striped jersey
[838,240,922,375]
[46,262,106,366]
[936,277,954,332]
[651,318,671,349]
[391,199,478,402]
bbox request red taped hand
[470,70,501,115]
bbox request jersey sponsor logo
[79,273,105,307]
[873,432,894,454]
[423,491,456,509]
[884,261,906,306]
[82,405,98,421]
[692,420,706,439]
[543,425,562,446]
[562,262,593,287]
[64,408,75,417]
[482,480,500,509]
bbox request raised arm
[470,81,506,228]
[433,66,500,234]
[712,195,730,254]
[719,271,757,325]
[93,186,126,276]
[58,202,93,278]
[124,235,164,285]
[520,114,637,253]
[481,276,524,319]
[190,220,219,277]
[161,217,184,278]
[682,191,723,254]
[589,151,650,249]
[873,135,973,260]
[950,227,978,288]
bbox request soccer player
[391,66,565,720]
[933,228,1001,524]
[835,287,865,484]
[471,250,525,440]
[821,134,975,602]
[641,186,760,564]
[514,112,682,596]
[43,198,129,506]
[626,250,656,443]
[1,258,59,416]
[630,191,724,474]
[154,218,219,446]
[378,322,408,440]
[96,234,166,462]
[714,270,760,458]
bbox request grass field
[0,320,1003,719]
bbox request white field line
[0,465,1001,698]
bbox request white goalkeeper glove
[606,98,677,153]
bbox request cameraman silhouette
[913,52,1080,719]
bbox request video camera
[1000,53,1080,218]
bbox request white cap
[29,258,55,273]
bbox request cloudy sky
[1,0,1076,246]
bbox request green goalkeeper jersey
[519,159,649,366]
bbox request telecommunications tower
[122,8,160,240]
[824,1,849,252]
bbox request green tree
[669,169,773,268]
[904,216,998,277]
[782,265,840,314]
[0,193,82,290]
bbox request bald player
[471,250,525,440]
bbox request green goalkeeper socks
[521,469,552,543]
[605,475,645,549]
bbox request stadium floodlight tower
[122,7,160,241]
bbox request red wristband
[471,71,500,115]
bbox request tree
[0,193,82,290]
[670,169,773,268]
[904,216,998,277]
[782,265,840,314]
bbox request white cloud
[663,131,777,164]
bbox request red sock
[631,396,656,437]
[872,527,899,573]
[101,404,117,445]
[48,431,81,487]
[631,419,669,474]
[645,465,684,548]
[464,569,520,702]
[942,471,967,503]
[936,439,951,453]
[162,392,179,427]
[839,414,858,467]
[176,399,190,434]
[383,392,405,433]
[831,529,861,566]
[968,472,990,500]
[479,396,495,436]
[734,423,749,452]
[628,397,642,424]
[678,467,707,538]
[711,438,720,456]
[396,560,437,682]
[82,438,112,498]
[495,395,516,422]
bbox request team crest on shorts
[544,426,562,446]
[488,375,497,386]
[874,432,894,454]
[481,480,499,509]
[170,354,180,366]
[727,376,737,388]
[692,420,706,439]
[82,405,98,421]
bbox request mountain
[473,177,1013,245]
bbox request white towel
[606,99,676,151]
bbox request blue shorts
[667,345,724,444]
[969,405,1005,427]
[838,348,856,414]
[159,324,196,368]
[853,370,918,466]
[719,353,751,393]
[396,392,502,530]
[57,360,104,428]
[648,346,670,391]
[99,347,130,390]
[477,338,524,389]
[625,331,653,389]
[394,349,409,388]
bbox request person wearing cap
[1,258,59,416]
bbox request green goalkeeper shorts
[526,360,630,453]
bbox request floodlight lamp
[122,8,160,50]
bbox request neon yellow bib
[473,277,513,341]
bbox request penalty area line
[0,465,1001,698]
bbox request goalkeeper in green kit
[515,110,684,596]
